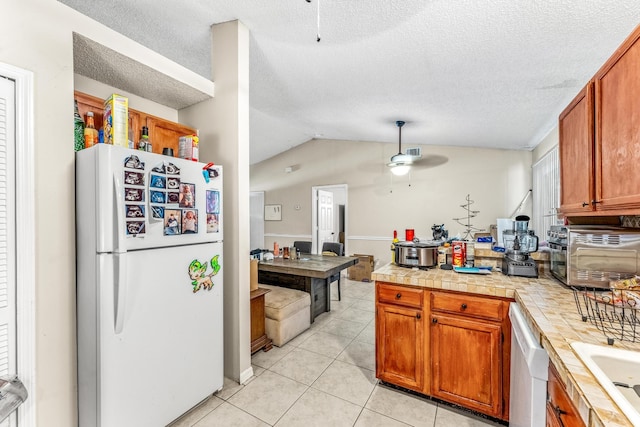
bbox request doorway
[311,185,348,255]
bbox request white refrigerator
[76,144,224,427]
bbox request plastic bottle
[138,126,150,151]
[391,230,399,264]
[144,126,153,152]
[83,112,98,148]
[73,100,85,151]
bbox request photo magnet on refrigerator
[188,255,221,293]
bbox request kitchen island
[372,263,640,427]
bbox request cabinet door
[558,83,595,214]
[595,25,640,212]
[376,303,424,392]
[547,363,586,427]
[147,116,196,156]
[431,313,502,417]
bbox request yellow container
[103,94,129,147]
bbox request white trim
[239,366,254,385]
[0,62,36,427]
[263,233,312,239]
[347,235,392,241]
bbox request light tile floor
[169,278,505,427]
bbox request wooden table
[250,288,273,354]
[258,254,359,323]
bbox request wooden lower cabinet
[375,282,511,421]
[431,313,503,417]
[546,363,585,427]
[375,283,425,392]
[376,302,424,392]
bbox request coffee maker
[501,215,539,278]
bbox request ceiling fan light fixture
[387,120,413,175]
[390,164,411,176]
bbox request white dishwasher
[509,302,549,427]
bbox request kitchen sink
[571,342,640,426]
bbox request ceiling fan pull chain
[305,0,321,42]
[317,0,321,42]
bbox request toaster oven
[549,225,640,288]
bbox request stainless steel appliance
[395,241,438,269]
[547,225,567,284]
[550,225,640,288]
[501,216,539,278]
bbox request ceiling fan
[387,121,422,176]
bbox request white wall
[2,1,245,425]
[181,20,252,384]
[533,125,559,164]
[251,139,533,267]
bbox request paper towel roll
[250,259,259,291]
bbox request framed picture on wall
[264,204,282,221]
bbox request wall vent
[406,147,421,157]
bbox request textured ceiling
[59,0,640,164]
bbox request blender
[501,215,539,278]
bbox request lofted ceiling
[59,0,640,164]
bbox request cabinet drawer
[377,283,423,309]
[431,291,504,321]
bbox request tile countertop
[372,263,640,427]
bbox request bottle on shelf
[144,126,152,152]
[138,126,151,151]
[391,230,399,263]
[83,111,98,148]
[74,100,85,151]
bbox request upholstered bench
[258,284,310,347]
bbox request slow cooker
[394,241,439,269]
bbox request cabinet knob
[432,318,437,324]
[396,293,402,299]
[461,303,467,310]
[591,199,602,205]
[582,201,589,207]
[416,313,421,319]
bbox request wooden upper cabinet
[147,117,196,156]
[75,91,140,147]
[594,25,640,212]
[74,91,196,156]
[559,24,640,216]
[558,83,595,215]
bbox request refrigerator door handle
[113,175,128,334]
[113,176,128,255]
[114,252,127,334]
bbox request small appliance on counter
[501,215,539,278]
[394,240,439,269]
[548,225,640,288]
